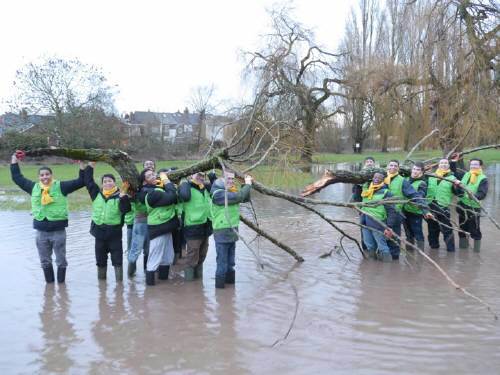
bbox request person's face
[38,169,52,185]
[469,160,481,170]
[372,172,384,185]
[387,161,399,174]
[225,176,235,188]
[191,172,205,185]
[411,166,423,179]
[102,177,116,190]
[438,159,450,170]
[143,160,155,171]
[144,170,157,185]
[364,159,375,168]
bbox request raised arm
[60,162,85,196]
[83,163,100,201]
[10,153,35,194]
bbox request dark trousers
[427,202,455,251]
[456,202,482,240]
[403,211,424,242]
[95,236,123,267]
[387,214,403,258]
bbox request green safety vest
[31,180,68,222]
[145,188,176,225]
[91,193,122,226]
[387,174,404,212]
[403,179,424,215]
[361,184,388,221]
[426,173,456,208]
[183,186,211,227]
[210,189,240,230]
[459,172,486,208]
[135,201,147,217]
[124,201,136,225]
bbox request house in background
[0,112,48,137]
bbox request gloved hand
[15,150,26,161]
[244,175,253,185]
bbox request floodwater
[1,164,500,374]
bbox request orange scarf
[102,186,118,199]
[155,179,164,188]
[40,182,54,205]
[384,172,398,185]
[469,168,483,184]
[228,185,238,193]
[361,182,384,199]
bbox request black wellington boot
[215,276,225,289]
[57,267,66,283]
[43,266,55,283]
[146,271,155,286]
[225,270,235,284]
[158,265,170,280]
[127,262,136,277]
[143,254,148,271]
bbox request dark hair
[364,156,375,162]
[470,158,483,166]
[389,159,400,166]
[38,166,53,174]
[413,162,425,170]
[101,173,116,182]
[140,168,153,184]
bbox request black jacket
[84,166,131,240]
[10,163,85,232]
[137,182,179,240]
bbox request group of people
[10,151,252,289]
[352,156,489,261]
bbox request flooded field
[0,164,499,374]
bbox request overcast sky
[0,0,353,115]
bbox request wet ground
[0,164,499,374]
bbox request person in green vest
[452,158,489,251]
[84,162,131,282]
[354,172,398,262]
[426,158,459,252]
[10,151,85,284]
[178,171,216,281]
[402,162,434,251]
[385,160,429,259]
[137,168,178,286]
[210,171,253,289]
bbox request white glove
[244,175,253,185]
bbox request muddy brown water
[1,164,499,374]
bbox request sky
[0,0,353,116]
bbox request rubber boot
[158,265,170,280]
[225,270,235,284]
[367,249,376,259]
[473,240,481,252]
[143,254,148,271]
[215,276,225,289]
[416,240,425,251]
[114,266,123,282]
[184,267,195,281]
[43,266,55,283]
[57,267,66,283]
[459,237,469,249]
[378,252,393,263]
[405,240,415,251]
[97,266,107,280]
[127,262,136,277]
[146,271,155,286]
[194,264,203,279]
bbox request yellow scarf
[155,179,164,188]
[228,185,238,193]
[40,182,54,205]
[361,182,384,200]
[102,186,118,199]
[469,168,483,184]
[435,168,449,178]
[384,172,399,185]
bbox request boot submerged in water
[158,265,169,280]
[43,266,55,283]
[225,270,235,284]
[114,266,123,282]
[146,271,155,286]
[127,262,136,277]
[184,267,195,281]
[97,266,107,280]
[459,237,469,249]
[57,267,66,283]
[473,240,481,252]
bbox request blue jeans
[387,214,402,258]
[215,241,235,278]
[128,221,150,263]
[403,212,424,242]
[126,226,133,252]
[362,227,390,255]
